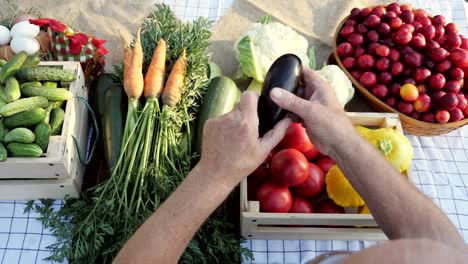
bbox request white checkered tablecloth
[1,0,467,263]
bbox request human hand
[270,67,355,156]
[199,91,291,187]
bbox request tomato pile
[248,123,344,214]
[336,3,468,123]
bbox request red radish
[367,30,379,43]
[391,62,404,76]
[376,57,390,71]
[430,47,449,62]
[457,94,467,110]
[316,158,336,174]
[376,44,390,57]
[401,46,415,56]
[357,54,375,70]
[360,72,377,88]
[401,23,415,33]
[365,15,381,28]
[429,73,446,90]
[414,67,431,83]
[426,40,440,51]
[417,83,428,94]
[449,48,468,68]
[414,9,429,20]
[351,70,361,80]
[435,59,452,73]
[401,4,411,11]
[414,94,432,112]
[337,42,353,57]
[379,72,392,84]
[257,183,292,213]
[404,51,423,67]
[348,33,364,46]
[431,91,446,103]
[371,6,386,17]
[432,15,447,26]
[411,33,426,49]
[421,113,435,122]
[378,23,391,36]
[361,7,372,17]
[463,104,468,117]
[271,149,309,187]
[356,24,368,34]
[424,59,436,69]
[420,25,436,41]
[289,197,314,213]
[388,49,400,62]
[368,43,381,54]
[434,25,445,39]
[389,17,403,30]
[385,97,397,107]
[394,28,412,45]
[384,11,397,21]
[387,3,401,13]
[447,32,462,48]
[390,83,402,96]
[316,199,345,214]
[418,16,432,27]
[345,19,357,27]
[354,46,366,57]
[450,67,464,80]
[450,108,464,121]
[445,80,461,94]
[342,57,355,69]
[400,9,414,23]
[461,38,468,49]
[340,25,355,38]
[398,101,414,114]
[435,110,450,123]
[404,78,416,85]
[350,7,361,18]
[293,163,325,198]
[413,21,423,32]
[372,84,389,99]
[446,23,459,33]
[440,93,459,110]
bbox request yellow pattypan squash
[358,205,370,214]
[326,165,365,207]
[355,126,413,172]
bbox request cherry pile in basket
[248,122,345,214]
[336,3,468,123]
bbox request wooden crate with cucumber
[0,54,88,199]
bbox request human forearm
[330,129,463,247]
[114,164,235,264]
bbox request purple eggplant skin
[258,54,302,136]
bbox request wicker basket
[333,14,468,136]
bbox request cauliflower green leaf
[237,35,264,83]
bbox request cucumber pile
[0,51,76,160]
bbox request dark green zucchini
[90,73,115,120]
[102,83,125,170]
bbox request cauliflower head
[315,65,355,107]
[234,21,310,82]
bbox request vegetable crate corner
[240,112,413,241]
[0,61,88,200]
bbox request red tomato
[289,197,314,213]
[292,163,325,198]
[256,183,292,213]
[316,158,336,174]
[316,199,345,214]
[265,149,277,164]
[270,149,309,187]
[277,123,318,160]
[247,165,270,200]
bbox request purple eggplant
[258,54,302,136]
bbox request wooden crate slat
[0,178,79,200]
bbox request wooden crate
[241,112,413,241]
[0,61,88,199]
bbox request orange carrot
[125,27,144,99]
[120,33,132,91]
[162,49,187,107]
[144,39,167,98]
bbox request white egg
[10,21,39,38]
[0,26,11,46]
[10,37,40,55]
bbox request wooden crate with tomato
[240,112,413,240]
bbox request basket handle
[73,96,99,166]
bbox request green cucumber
[50,107,65,135]
[4,77,20,102]
[0,143,6,161]
[34,104,53,152]
[15,66,76,82]
[102,83,125,170]
[4,127,35,144]
[6,142,42,157]
[0,96,48,117]
[3,108,46,128]
[43,82,57,88]
[22,54,40,67]
[0,119,7,142]
[20,81,41,89]
[21,85,72,101]
[196,76,240,153]
[0,51,28,83]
